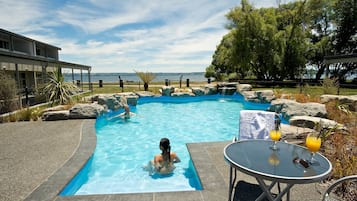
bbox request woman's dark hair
[160,138,171,161]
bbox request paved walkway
[0,120,84,201]
[0,120,328,201]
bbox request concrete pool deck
[0,120,327,201]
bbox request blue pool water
[61,95,270,195]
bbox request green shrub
[0,70,18,113]
[17,108,32,121]
[322,78,339,94]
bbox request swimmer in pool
[118,105,135,119]
[144,138,180,175]
[108,105,135,120]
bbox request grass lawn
[83,81,357,98]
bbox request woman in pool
[119,105,135,119]
[145,138,180,175]
[108,105,135,120]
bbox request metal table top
[224,140,332,184]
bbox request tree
[43,68,78,105]
[135,70,156,91]
[278,0,308,80]
[329,0,357,81]
[217,0,308,80]
[206,32,238,81]
[306,0,335,80]
[207,0,356,81]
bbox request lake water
[64,72,207,83]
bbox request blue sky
[0,0,294,73]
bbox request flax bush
[134,70,156,91]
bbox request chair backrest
[322,175,357,201]
[238,110,276,140]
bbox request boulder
[320,94,357,112]
[204,84,218,95]
[134,91,156,97]
[97,94,121,110]
[237,84,252,93]
[41,110,69,121]
[268,99,327,121]
[242,90,275,103]
[217,82,238,88]
[218,87,236,95]
[280,124,315,143]
[69,103,106,119]
[171,92,195,97]
[289,115,342,130]
[191,87,205,96]
[161,86,175,96]
[125,95,139,106]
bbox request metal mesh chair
[322,175,357,201]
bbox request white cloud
[0,0,291,73]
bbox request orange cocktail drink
[269,130,281,150]
[305,135,321,153]
[270,130,281,141]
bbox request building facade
[0,28,92,93]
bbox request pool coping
[24,119,229,201]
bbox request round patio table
[224,140,332,201]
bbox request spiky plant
[44,69,78,105]
[134,70,156,91]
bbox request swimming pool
[61,95,271,195]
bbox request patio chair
[322,175,357,201]
[229,110,280,200]
[238,110,276,141]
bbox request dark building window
[36,47,41,56]
[0,40,9,49]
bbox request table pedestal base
[255,178,293,201]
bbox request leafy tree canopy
[207,0,357,82]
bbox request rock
[218,87,236,95]
[204,84,218,95]
[161,86,175,96]
[289,116,342,130]
[41,110,69,121]
[281,124,315,142]
[217,82,238,88]
[241,90,275,103]
[69,103,106,119]
[216,82,237,95]
[268,99,327,121]
[134,91,156,97]
[320,94,357,112]
[237,84,252,93]
[124,95,139,106]
[171,92,195,97]
[97,94,121,110]
[191,87,205,96]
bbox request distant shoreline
[64,72,208,83]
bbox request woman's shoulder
[170,152,178,157]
